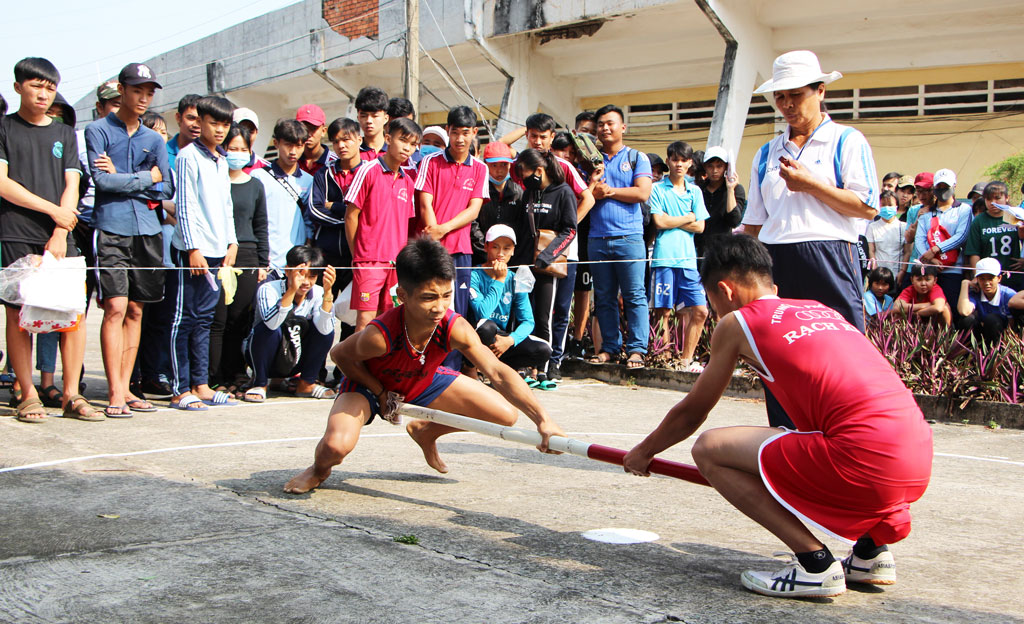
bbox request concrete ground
[1,322,1023,623]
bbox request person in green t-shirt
[963,181,1024,290]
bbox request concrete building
[73,0,1024,193]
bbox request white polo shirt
[743,117,878,245]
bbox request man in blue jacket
[85,63,174,418]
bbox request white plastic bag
[0,255,38,304]
[19,252,87,314]
[334,281,358,326]
[19,306,80,334]
[514,264,536,294]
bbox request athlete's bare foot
[283,466,331,494]
[406,420,449,473]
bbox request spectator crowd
[2,51,1023,423]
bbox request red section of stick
[586,443,710,486]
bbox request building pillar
[695,0,775,157]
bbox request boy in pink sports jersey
[344,117,421,331]
[284,237,565,494]
[624,234,932,599]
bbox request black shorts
[574,237,592,292]
[96,230,165,303]
[1,236,80,308]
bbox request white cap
[975,257,1002,277]
[485,224,517,245]
[422,125,449,146]
[754,50,842,94]
[703,146,729,164]
[933,168,957,188]
[233,107,259,130]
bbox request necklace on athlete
[405,321,437,365]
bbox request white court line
[0,430,647,474]
[0,430,1018,474]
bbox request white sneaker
[841,548,896,585]
[741,553,847,598]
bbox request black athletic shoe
[565,338,584,361]
[140,379,173,399]
[547,364,562,383]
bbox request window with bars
[624,78,1024,131]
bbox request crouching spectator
[893,263,951,326]
[863,266,896,317]
[468,225,552,385]
[956,257,1021,342]
[243,245,337,402]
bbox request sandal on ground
[16,397,47,423]
[125,398,157,413]
[625,353,646,370]
[104,404,134,419]
[170,395,208,411]
[524,377,540,388]
[243,386,267,403]
[37,385,64,408]
[296,384,337,400]
[63,395,104,422]
[202,390,239,406]
[586,352,615,365]
[682,360,705,374]
[538,379,558,391]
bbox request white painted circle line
[582,528,660,544]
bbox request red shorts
[351,263,397,312]
[758,426,932,545]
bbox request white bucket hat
[754,50,842,94]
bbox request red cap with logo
[296,104,326,126]
[913,172,933,189]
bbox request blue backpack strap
[833,127,855,189]
[756,141,771,187]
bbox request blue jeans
[36,332,60,373]
[589,234,649,356]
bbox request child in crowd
[866,190,906,274]
[251,119,314,270]
[416,106,489,370]
[296,104,332,175]
[964,181,1024,291]
[243,245,336,402]
[956,257,1022,342]
[0,57,99,422]
[283,237,565,494]
[310,117,363,299]
[863,267,896,317]
[649,141,709,373]
[893,264,951,326]
[355,86,390,160]
[85,63,175,418]
[344,117,422,330]
[167,96,239,411]
[208,123,268,395]
[468,225,551,382]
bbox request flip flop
[243,387,266,403]
[202,390,239,406]
[16,397,47,423]
[104,404,134,419]
[625,353,646,370]
[587,352,615,365]
[538,379,558,391]
[295,384,337,399]
[125,398,157,412]
[171,395,208,411]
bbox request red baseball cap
[483,141,513,163]
[295,104,326,127]
[913,172,933,189]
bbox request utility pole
[405,0,420,116]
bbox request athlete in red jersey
[624,235,932,599]
[285,238,565,494]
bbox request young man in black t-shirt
[0,57,101,422]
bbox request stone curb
[561,360,1024,430]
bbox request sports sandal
[104,404,133,419]
[202,390,239,406]
[741,553,846,598]
[625,353,646,370]
[125,398,157,412]
[16,397,47,423]
[170,395,208,411]
[243,386,267,403]
[63,395,104,422]
[37,385,64,408]
[296,384,337,399]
